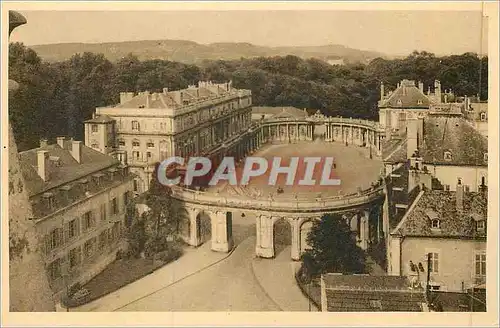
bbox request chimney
[56,136,66,148]
[173,91,182,105]
[40,139,48,148]
[406,118,420,159]
[418,81,424,93]
[380,82,385,100]
[145,91,150,108]
[71,140,82,163]
[456,178,464,212]
[37,150,49,182]
[120,92,134,105]
[434,80,442,103]
[444,94,448,103]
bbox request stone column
[211,211,233,252]
[255,215,274,258]
[291,219,300,261]
[358,211,369,250]
[188,209,201,247]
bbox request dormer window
[92,173,104,186]
[397,99,402,106]
[108,167,118,180]
[480,112,487,121]
[60,185,72,202]
[431,219,441,229]
[49,156,61,167]
[79,179,89,192]
[444,151,452,161]
[42,192,55,209]
[476,220,486,231]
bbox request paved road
[117,220,281,311]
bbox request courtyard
[210,140,383,200]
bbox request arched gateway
[170,184,385,260]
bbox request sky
[10,10,488,56]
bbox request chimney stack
[120,92,134,105]
[434,80,442,103]
[144,91,150,108]
[71,140,82,163]
[173,91,182,105]
[456,178,464,212]
[380,82,385,100]
[56,136,65,148]
[418,81,424,93]
[40,139,48,148]
[406,118,421,159]
[37,150,49,182]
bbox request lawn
[63,248,182,308]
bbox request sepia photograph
[2,1,498,326]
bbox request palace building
[18,137,134,297]
[85,81,253,193]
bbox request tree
[301,213,366,279]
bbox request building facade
[384,112,488,193]
[85,81,253,193]
[388,181,487,293]
[19,137,134,297]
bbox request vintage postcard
[1,1,498,327]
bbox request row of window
[409,252,486,277]
[47,222,122,281]
[44,192,129,254]
[430,218,485,231]
[130,150,169,162]
[120,139,168,149]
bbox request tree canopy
[300,214,366,280]
[9,42,488,151]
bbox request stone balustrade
[170,184,384,213]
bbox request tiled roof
[380,80,430,109]
[252,106,308,119]
[323,274,426,312]
[464,102,488,121]
[420,114,488,166]
[383,139,408,163]
[392,190,487,238]
[116,92,176,109]
[115,85,231,109]
[19,139,119,197]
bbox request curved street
[117,220,282,311]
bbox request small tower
[84,114,116,154]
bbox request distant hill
[28,39,387,64]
